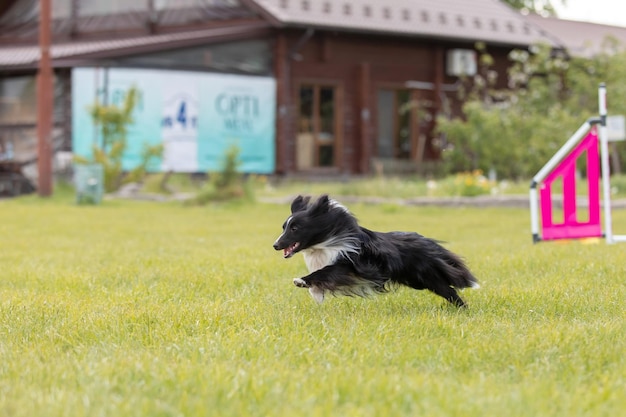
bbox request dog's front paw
[293,278,309,288]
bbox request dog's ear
[310,194,331,215]
[290,195,310,213]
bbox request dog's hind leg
[428,284,467,308]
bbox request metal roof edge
[240,0,285,27]
[247,0,563,49]
[0,21,273,69]
[280,21,554,49]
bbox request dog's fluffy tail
[408,245,478,307]
[439,251,480,289]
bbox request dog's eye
[290,224,298,232]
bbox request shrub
[449,170,495,196]
[437,41,626,180]
[74,87,162,193]
[439,101,578,180]
[188,145,255,205]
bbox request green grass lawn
[143,172,626,200]
[1,193,625,417]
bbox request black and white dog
[273,195,479,307]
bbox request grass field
[143,172,626,200]
[1,192,625,417]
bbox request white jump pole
[598,83,615,244]
[529,184,540,242]
[599,83,626,243]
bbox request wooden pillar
[433,46,444,117]
[432,46,445,160]
[320,32,331,62]
[411,89,422,163]
[69,0,79,37]
[37,0,53,197]
[61,70,72,150]
[274,33,289,174]
[358,62,371,174]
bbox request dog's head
[273,194,334,258]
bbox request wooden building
[0,0,560,180]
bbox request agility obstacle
[529,83,626,244]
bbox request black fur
[273,195,479,307]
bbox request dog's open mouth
[283,242,300,258]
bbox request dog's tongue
[283,242,299,258]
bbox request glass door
[296,84,337,169]
[377,88,413,159]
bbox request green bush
[437,41,626,180]
[439,101,578,179]
[441,170,495,197]
[189,145,255,205]
[74,87,163,192]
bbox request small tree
[435,41,626,180]
[212,144,242,192]
[500,0,563,15]
[189,144,255,205]
[74,87,163,192]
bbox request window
[0,76,36,125]
[296,84,338,169]
[52,0,72,19]
[154,0,240,9]
[116,40,271,75]
[79,0,148,15]
[0,74,67,126]
[376,87,438,166]
[377,88,413,159]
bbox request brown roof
[525,14,626,57]
[0,1,260,39]
[0,22,272,69]
[0,0,564,70]
[247,0,561,47]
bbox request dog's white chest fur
[302,247,341,272]
[300,247,340,304]
[298,237,361,304]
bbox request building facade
[0,0,561,181]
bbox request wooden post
[358,62,371,174]
[37,0,54,196]
[274,33,288,174]
[432,46,444,160]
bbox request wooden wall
[275,29,515,174]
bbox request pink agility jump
[530,83,626,244]
[539,129,601,241]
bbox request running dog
[273,195,479,307]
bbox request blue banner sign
[72,67,276,173]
